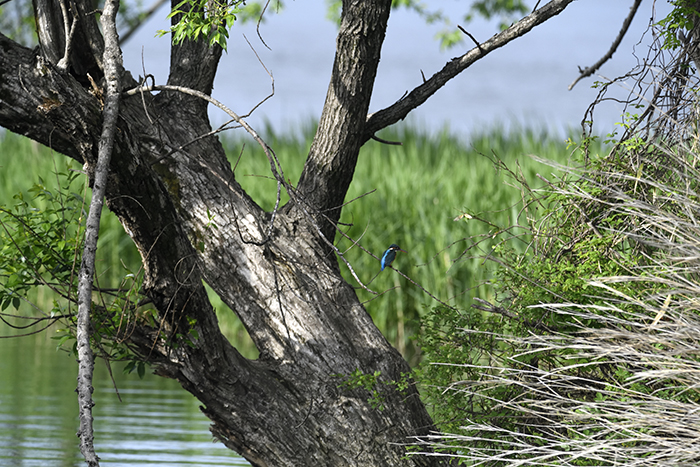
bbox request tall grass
[0,125,595,361]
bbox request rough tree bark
[0,0,576,465]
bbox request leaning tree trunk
[0,0,441,465]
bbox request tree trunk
[295,0,391,243]
[0,1,440,465]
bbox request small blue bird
[365,244,407,286]
[380,244,406,271]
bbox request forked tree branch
[55,0,78,72]
[122,82,382,294]
[75,0,122,464]
[363,0,576,140]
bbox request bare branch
[568,0,642,90]
[457,25,482,53]
[363,0,576,140]
[76,0,122,464]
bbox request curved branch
[363,0,576,141]
[568,0,642,90]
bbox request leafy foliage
[0,167,85,316]
[656,0,700,50]
[157,0,247,50]
[0,163,153,376]
[413,141,647,435]
[414,305,511,435]
[161,0,533,52]
[416,131,700,465]
[336,368,411,411]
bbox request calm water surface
[0,330,248,466]
[121,0,674,137]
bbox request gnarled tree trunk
[1,1,437,465]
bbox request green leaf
[124,361,136,374]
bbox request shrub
[415,10,700,461]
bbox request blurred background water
[0,332,247,466]
[121,0,672,138]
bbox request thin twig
[457,25,483,53]
[241,33,275,117]
[568,0,642,90]
[370,134,402,145]
[256,0,272,51]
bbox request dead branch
[568,0,642,90]
[76,0,122,464]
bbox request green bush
[415,132,700,464]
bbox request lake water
[0,330,248,466]
[121,0,673,138]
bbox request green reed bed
[341,127,577,359]
[0,126,596,361]
[223,125,592,360]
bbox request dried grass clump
[416,11,700,465]
[416,145,700,467]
